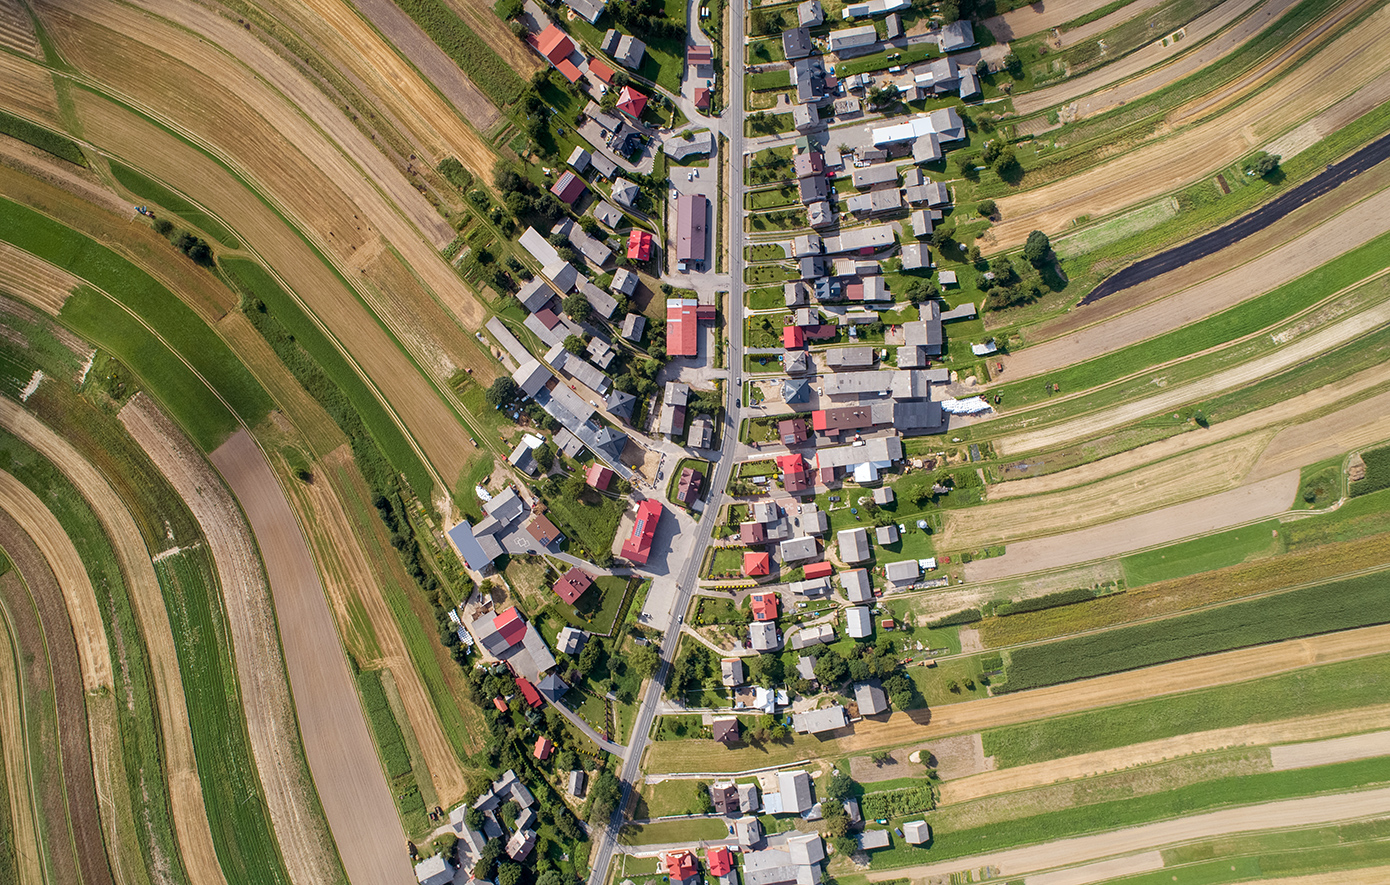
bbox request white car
[688,171,694,181]
[671,188,679,198]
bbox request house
[793,102,820,133]
[802,504,829,534]
[592,200,624,229]
[751,591,780,621]
[553,567,594,605]
[722,657,746,686]
[610,177,641,208]
[550,170,587,205]
[712,717,741,745]
[688,44,713,68]
[708,846,736,879]
[616,85,648,119]
[854,680,887,715]
[885,558,921,585]
[939,269,958,286]
[508,437,537,475]
[826,347,876,370]
[735,816,763,847]
[562,0,605,24]
[779,535,819,564]
[794,151,825,179]
[712,782,741,814]
[805,561,834,580]
[797,655,816,681]
[780,417,809,445]
[784,280,809,307]
[621,499,663,564]
[517,277,558,314]
[911,208,934,238]
[792,623,835,649]
[620,312,646,343]
[779,453,811,492]
[903,820,932,844]
[851,164,898,190]
[750,621,780,651]
[843,0,909,15]
[900,242,929,270]
[676,466,704,504]
[838,527,871,563]
[828,24,878,55]
[471,607,557,682]
[739,783,761,813]
[939,19,975,52]
[628,229,653,262]
[568,145,591,173]
[534,736,554,760]
[845,605,873,638]
[885,11,902,38]
[876,524,899,545]
[783,26,813,60]
[857,830,891,850]
[535,25,575,66]
[846,189,901,215]
[588,56,616,84]
[689,414,714,449]
[798,173,828,203]
[959,66,981,99]
[585,463,615,492]
[792,57,824,103]
[787,834,825,866]
[807,200,834,228]
[778,770,814,813]
[665,851,699,882]
[798,0,823,25]
[526,512,562,549]
[557,626,588,656]
[820,223,896,254]
[744,551,771,576]
[695,87,712,110]
[570,770,587,797]
[842,798,862,823]
[789,577,830,597]
[794,705,848,734]
[873,486,894,505]
[415,855,454,885]
[515,676,543,708]
[664,129,714,161]
[602,29,646,68]
[676,194,709,266]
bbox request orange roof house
[495,607,528,648]
[589,57,616,83]
[621,499,663,564]
[628,229,652,261]
[751,592,779,621]
[536,25,575,65]
[553,567,594,605]
[667,297,701,357]
[585,462,614,490]
[556,59,583,83]
[616,85,648,119]
[778,453,810,492]
[694,87,711,110]
[664,851,699,882]
[516,676,543,708]
[706,846,734,878]
[744,551,771,576]
[534,736,554,760]
[804,561,834,579]
[783,324,806,349]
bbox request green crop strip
[108,161,241,247]
[0,108,87,166]
[353,665,429,836]
[389,0,525,107]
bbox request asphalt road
[584,6,749,884]
[1080,129,1390,305]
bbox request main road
[585,4,749,883]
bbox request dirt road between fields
[1004,175,1390,377]
[867,786,1390,882]
[1247,388,1390,482]
[1015,0,1278,117]
[212,429,414,885]
[0,397,230,885]
[1025,851,1165,885]
[0,490,114,885]
[121,397,339,885]
[984,0,1136,41]
[988,357,1390,500]
[995,297,1390,456]
[963,471,1297,582]
[940,431,1275,548]
[940,704,1390,805]
[1270,728,1390,771]
[992,6,1390,248]
[287,443,469,804]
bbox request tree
[1244,150,1281,177]
[588,770,622,822]
[823,772,855,802]
[533,441,555,472]
[813,650,849,686]
[498,864,524,885]
[929,225,954,249]
[1003,52,1024,78]
[820,800,849,839]
[867,85,900,112]
[1023,230,1052,267]
[579,636,604,671]
[497,0,522,17]
[487,376,520,407]
[152,218,174,236]
[993,148,1020,180]
[748,652,783,686]
[564,334,587,355]
[474,839,504,880]
[563,292,593,322]
[980,140,1002,165]
[977,199,996,218]
[630,643,660,679]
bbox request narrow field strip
[1024,850,1165,885]
[0,586,45,885]
[1270,730,1390,771]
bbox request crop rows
[1351,445,1390,497]
[391,0,525,107]
[0,109,87,166]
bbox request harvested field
[991,6,1390,248]
[0,50,60,126]
[1265,68,1390,159]
[863,787,1390,882]
[1009,175,1390,376]
[211,429,413,885]
[0,589,44,885]
[0,241,77,314]
[943,704,1390,805]
[68,89,464,493]
[984,0,1129,41]
[0,137,129,218]
[1269,728,1390,770]
[941,432,1276,549]
[0,499,114,885]
[996,297,1390,455]
[0,395,229,885]
[0,0,38,57]
[963,471,1298,582]
[120,396,340,885]
[1025,852,1165,885]
[1246,388,1390,481]
[851,734,990,783]
[284,442,469,805]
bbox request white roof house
[885,559,920,585]
[415,855,454,885]
[787,833,825,865]
[854,680,887,715]
[751,621,780,652]
[839,568,873,602]
[903,820,932,843]
[838,527,871,564]
[777,770,814,813]
[846,605,873,638]
[794,706,848,734]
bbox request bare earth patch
[1025,851,1165,885]
[1246,388,1390,482]
[1269,728,1390,771]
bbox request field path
[1002,177,1390,379]
[865,785,1390,882]
[1270,729,1390,770]
[963,471,1297,582]
[211,429,412,885]
[0,397,231,885]
[994,296,1390,456]
[120,397,342,885]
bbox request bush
[994,588,1096,617]
[1351,445,1390,497]
[1023,230,1052,267]
[153,218,174,236]
[1243,150,1281,178]
[928,608,981,628]
[977,199,996,217]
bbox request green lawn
[1120,520,1284,586]
[748,243,786,262]
[1295,457,1344,510]
[746,285,786,310]
[983,653,1390,768]
[356,668,430,836]
[640,779,714,818]
[746,112,794,137]
[835,42,938,77]
[747,209,807,231]
[707,545,746,578]
[748,69,791,91]
[745,264,797,285]
[109,161,240,246]
[558,575,633,635]
[746,186,800,210]
[619,817,728,845]
[542,486,626,566]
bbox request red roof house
[516,676,543,708]
[744,551,771,576]
[585,463,614,490]
[783,324,806,349]
[495,607,528,648]
[664,851,699,882]
[666,297,700,357]
[628,229,652,261]
[556,59,583,83]
[553,566,594,605]
[751,592,780,621]
[804,561,834,579]
[778,453,810,492]
[687,45,713,66]
[588,57,616,83]
[493,696,509,711]
[616,85,648,119]
[621,499,663,564]
[534,736,554,760]
[707,847,734,878]
[536,25,575,65]
[551,170,587,205]
[694,87,711,110]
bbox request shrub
[928,608,981,628]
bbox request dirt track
[963,471,1297,582]
[211,429,414,885]
[120,397,339,885]
[867,786,1390,882]
[1269,728,1390,770]
[996,296,1390,456]
[940,704,1390,805]
[1005,174,1390,378]
[0,494,114,885]
[0,397,230,885]
[992,6,1390,248]
[940,432,1274,548]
